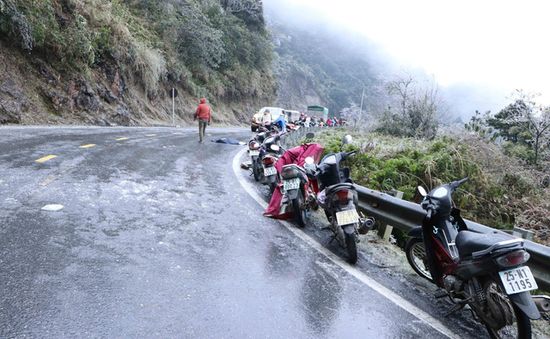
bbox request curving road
[0,127,491,338]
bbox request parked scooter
[406,178,544,338]
[314,135,375,264]
[259,132,285,194]
[279,141,320,227]
[248,127,273,182]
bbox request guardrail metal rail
[354,185,550,291]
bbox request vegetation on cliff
[0,0,275,124]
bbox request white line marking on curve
[232,147,458,339]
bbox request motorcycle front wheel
[345,231,358,264]
[405,238,433,282]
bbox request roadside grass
[311,129,550,246]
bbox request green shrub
[130,42,166,95]
[313,131,546,231]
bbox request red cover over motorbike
[264,143,324,219]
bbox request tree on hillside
[340,102,361,128]
[480,91,550,165]
[376,74,442,139]
[465,110,493,137]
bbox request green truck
[307,105,329,121]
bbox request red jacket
[195,98,211,121]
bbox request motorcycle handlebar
[426,208,433,220]
[451,177,469,189]
[343,150,358,159]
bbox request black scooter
[406,178,544,338]
[248,127,275,182]
[314,135,374,264]
[259,132,285,194]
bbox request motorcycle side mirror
[417,186,427,197]
[342,135,353,145]
[305,132,315,139]
[304,157,314,165]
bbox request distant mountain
[265,4,507,121]
[267,14,388,116]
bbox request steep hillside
[267,14,389,115]
[0,0,275,125]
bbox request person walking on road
[194,98,212,143]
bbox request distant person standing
[194,98,211,143]
[262,109,272,127]
[304,115,311,128]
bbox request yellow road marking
[35,155,57,163]
[115,137,129,141]
[80,144,96,149]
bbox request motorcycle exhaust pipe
[358,217,376,234]
[532,295,550,313]
[364,217,376,229]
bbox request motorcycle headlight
[433,187,448,198]
[270,144,280,152]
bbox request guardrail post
[513,227,535,241]
[377,190,403,242]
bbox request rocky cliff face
[0,0,274,126]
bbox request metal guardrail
[281,126,318,148]
[354,185,550,291]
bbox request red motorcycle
[279,158,319,227]
[406,178,544,338]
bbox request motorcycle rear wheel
[269,182,277,195]
[345,231,358,264]
[405,238,433,282]
[483,282,531,339]
[252,161,260,182]
[292,193,307,228]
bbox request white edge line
[232,147,458,339]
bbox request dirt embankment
[0,41,265,127]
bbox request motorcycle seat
[455,230,521,258]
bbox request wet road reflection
[0,127,460,338]
[301,259,344,336]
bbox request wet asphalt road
[1,126,471,338]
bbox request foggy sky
[265,0,550,109]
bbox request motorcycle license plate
[283,178,300,191]
[264,167,277,176]
[249,150,259,156]
[499,266,538,295]
[335,209,359,226]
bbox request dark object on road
[406,178,543,337]
[211,137,245,145]
[241,161,252,170]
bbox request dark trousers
[198,119,208,142]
